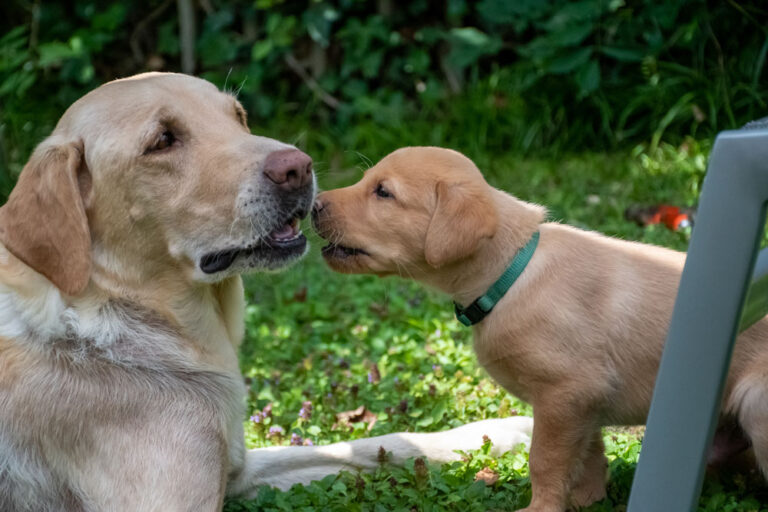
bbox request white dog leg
[228,416,532,496]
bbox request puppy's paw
[568,485,606,510]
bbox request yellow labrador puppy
[0,77,532,511]
[312,146,768,512]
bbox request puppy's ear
[0,138,91,295]
[424,181,498,268]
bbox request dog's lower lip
[200,248,240,274]
[200,231,307,274]
[200,209,310,273]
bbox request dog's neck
[89,239,245,343]
[421,191,546,308]
[0,243,244,373]
[88,265,245,371]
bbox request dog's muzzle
[199,149,315,275]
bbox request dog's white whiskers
[344,150,373,171]
[223,68,233,93]
[234,76,248,97]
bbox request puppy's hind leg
[734,379,768,480]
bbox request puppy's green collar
[454,231,540,327]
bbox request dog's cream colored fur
[0,76,532,511]
[313,146,768,512]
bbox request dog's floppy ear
[0,138,91,295]
[424,181,498,268]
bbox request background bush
[1,0,767,199]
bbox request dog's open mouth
[321,243,369,260]
[200,216,307,274]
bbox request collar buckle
[454,295,494,327]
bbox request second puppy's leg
[567,429,607,509]
[520,400,597,512]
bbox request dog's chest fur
[0,296,243,512]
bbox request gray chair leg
[627,128,768,511]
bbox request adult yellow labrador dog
[0,75,532,511]
[312,146,768,512]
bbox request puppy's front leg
[520,403,596,512]
[567,429,607,508]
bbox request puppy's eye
[375,183,394,199]
[148,131,177,153]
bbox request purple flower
[304,439,314,446]
[298,400,313,421]
[268,425,284,438]
[290,433,303,446]
[368,363,381,384]
[250,412,263,424]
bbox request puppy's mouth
[200,215,307,274]
[321,243,369,260]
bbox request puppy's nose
[311,196,328,230]
[263,149,312,190]
[311,197,325,219]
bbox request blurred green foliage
[1,0,767,199]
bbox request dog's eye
[149,131,176,153]
[375,183,393,199]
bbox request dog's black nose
[263,149,312,190]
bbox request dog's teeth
[270,220,303,241]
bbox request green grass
[225,141,768,511]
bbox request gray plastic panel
[627,128,768,511]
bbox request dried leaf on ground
[333,405,377,432]
[475,466,499,486]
